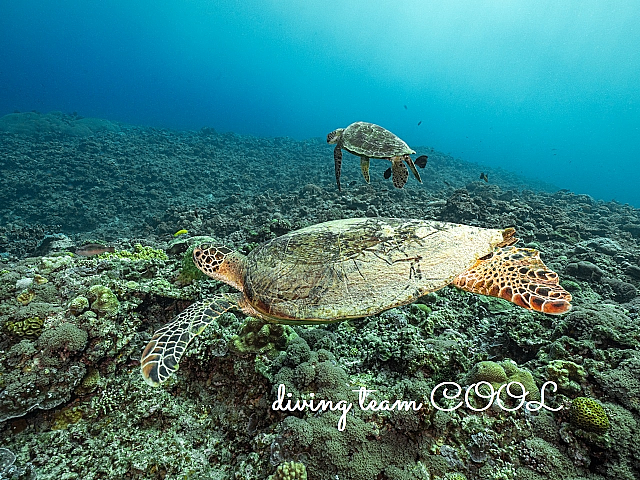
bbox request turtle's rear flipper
[404,155,422,183]
[360,156,370,183]
[141,294,239,386]
[390,156,409,188]
[334,145,343,191]
[452,247,572,315]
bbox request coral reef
[268,461,307,480]
[88,285,120,316]
[468,359,540,401]
[100,243,168,261]
[68,295,90,315]
[50,405,83,430]
[178,243,206,282]
[5,317,44,337]
[570,397,610,434]
[230,317,293,356]
[16,290,35,305]
[1,119,640,479]
[546,360,586,395]
[0,111,120,136]
[38,323,88,356]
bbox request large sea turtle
[141,217,572,386]
[327,121,423,190]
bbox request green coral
[442,473,467,480]
[412,302,432,315]
[75,368,100,395]
[470,360,540,401]
[88,285,120,315]
[268,461,307,480]
[280,410,418,480]
[38,323,88,353]
[472,361,508,383]
[546,360,586,395]
[476,295,512,313]
[230,317,293,356]
[502,360,540,401]
[5,316,44,337]
[178,244,204,283]
[124,280,139,289]
[520,437,577,478]
[570,397,610,434]
[99,243,168,261]
[69,295,90,315]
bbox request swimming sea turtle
[327,121,423,190]
[141,217,572,386]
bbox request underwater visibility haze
[2,2,640,480]
[1,1,639,205]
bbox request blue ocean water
[1,1,638,206]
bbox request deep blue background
[1,1,638,205]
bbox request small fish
[174,229,188,237]
[404,105,408,110]
[348,180,357,187]
[383,168,392,179]
[444,180,452,187]
[75,244,115,257]
[415,155,428,168]
[417,120,422,126]
[480,172,489,182]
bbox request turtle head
[193,245,245,291]
[497,227,518,248]
[326,128,344,144]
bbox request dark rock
[622,223,640,237]
[564,305,639,347]
[576,237,622,256]
[626,264,640,280]
[565,261,604,281]
[603,277,638,303]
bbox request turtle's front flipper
[360,156,370,183]
[140,293,240,386]
[404,155,422,183]
[453,247,572,315]
[334,145,343,191]
[390,156,409,188]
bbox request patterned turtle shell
[240,217,508,322]
[340,122,415,158]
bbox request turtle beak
[327,129,342,144]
